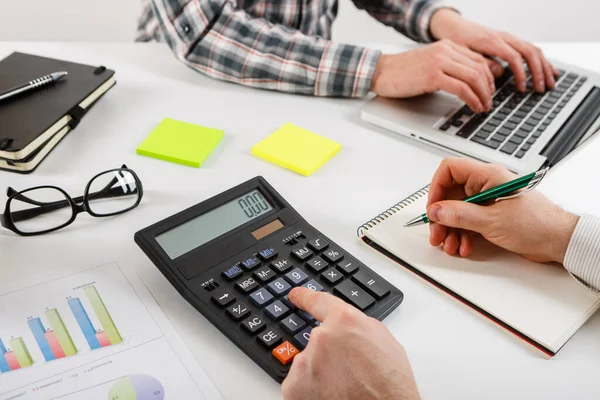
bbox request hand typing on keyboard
[426,158,579,263]
[281,287,420,400]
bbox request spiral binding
[357,185,430,237]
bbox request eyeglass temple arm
[8,185,138,223]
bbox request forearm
[350,0,453,43]
[148,0,380,97]
[564,214,600,291]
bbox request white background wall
[0,0,599,44]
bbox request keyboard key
[258,329,282,349]
[271,258,293,273]
[481,124,495,133]
[537,106,550,114]
[471,136,500,149]
[337,260,359,275]
[281,313,306,334]
[352,270,391,300]
[291,246,313,261]
[281,294,297,311]
[293,327,313,350]
[250,287,274,307]
[439,122,451,131]
[226,302,251,321]
[520,123,533,132]
[298,310,315,324]
[334,280,376,311]
[514,110,528,118]
[474,129,492,139]
[497,127,511,136]
[285,268,309,286]
[500,141,518,155]
[265,300,290,320]
[456,118,480,138]
[272,341,298,365]
[254,266,276,283]
[222,265,243,281]
[322,249,344,264]
[514,130,529,139]
[241,315,266,335]
[302,279,324,292]
[461,106,474,116]
[241,257,261,270]
[307,238,329,252]
[236,277,259,293]
[515,150,526,159]
[488,118,501,127]
[306,257,329,273]
[508,116,522,124]
[532,112,544,120]
[528,136,538,144]
[322,268,344,285]
[258,248,278,261]
[268,278,292,296]
[502,122,517,130]
[212,289,236,308]
[450,119,463,127]
[521,143,532,151]
[491,133,507,143]
[508,135,524,145]
[520,105,533,113]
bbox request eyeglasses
[0,165,143,236]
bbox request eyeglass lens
[87,170,140,216]
[9,188,73,233]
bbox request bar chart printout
[83,286,122,346]
[45,308,78,357]
[0,339,12,372]
[27,317,56,362]
[0,337,33,371]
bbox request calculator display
[156,189,274,259]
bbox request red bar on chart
[96,331,111,347]
[44,331,66,359]
[4,351,21,370]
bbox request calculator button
[322,249,344,264]
[302,279,324,292]
[321,268,344,285]
[267,278,292,296]
[241,315,266,335]
[241,257,261,270]
[226,302,251,321]
[254,267,276,283]
[258,329,282,349]
[281,295,297,311]
[273,341,298,365]
[307,238,329,252]
[222,265,243,281]
[337,260,358,275]
[284,268,309,286]
[280,313,307,334]
[271,258,293,273]
[249,287,274,307]
[211,289,235,308]
[297,309,315,324]
[293,327,312,350]
[306,257,329,273]
[235,277,259,293]
[264,300,290,320]
[334,280,375,311]
[291,246,313,261]
[258,248,278,261]
[352,270,391,300]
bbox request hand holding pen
[413,158,579,263]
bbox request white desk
[1,42,600,400]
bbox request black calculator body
[134,177,403,382]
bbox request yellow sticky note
[136,118,224,168]
[252,123,341,176]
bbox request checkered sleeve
[147,0,381,97]
[349,0,454,43]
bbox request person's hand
[426,157,579,263]
[282,287,420,400]
[371,39,495,113]
[430,8,558,93]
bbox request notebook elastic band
[67,105,86,129]
[357,185,430,237]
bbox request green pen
[404,167,549,228]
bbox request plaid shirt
[137,0,448,97]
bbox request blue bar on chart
[67,297,101,350]
[27,318,56,362]
[0,339,10,373]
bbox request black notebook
[0,52,116,173]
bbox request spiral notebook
[358,185,600,357]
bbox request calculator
[134,177,404,382]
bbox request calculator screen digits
[156,189,274,259]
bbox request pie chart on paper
[108,375,165,400]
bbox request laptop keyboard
[440,67,588,158]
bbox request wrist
[549,209,580,264]
[371,54,390,93]
[429,8,463,41]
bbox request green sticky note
[136,118,224,168]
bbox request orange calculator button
[272,341,298,365]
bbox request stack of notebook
[0,52,116,173]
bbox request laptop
[361,61,600,174]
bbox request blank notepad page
[363,194,600,352]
